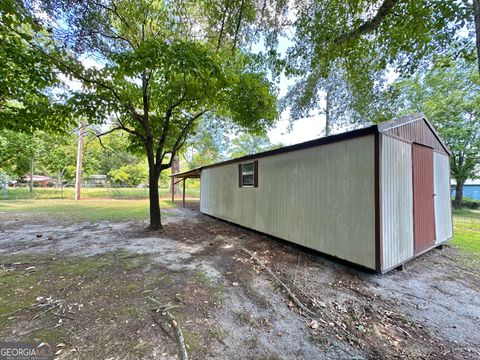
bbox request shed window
[239,161,258,188]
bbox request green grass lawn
[0,199,185,222]
[0,186,200,200]
[451,209,480,254]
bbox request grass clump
[452,210,480,255]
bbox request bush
[108,163,148,187]
[453,197,480,210]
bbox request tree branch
[334,0,399,44]
[160,110,208,170]
[155,89,189,165]
[473,0,480,74]
[112,113,147,144]
[216,0,231,51]
[232,0,245,53]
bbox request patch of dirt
[0,208,479,359]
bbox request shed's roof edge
[199,125,378,170]
[170,167,202,178]
[174,113,450,174]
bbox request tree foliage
[384,58,480,207]
[229,133,282,159]
[0,130,36,178]
[281,0,476,129]
[108,163,148,187]
[290,0,472,75]
[0,127,148,187]
[0,0,72,133]
[184,117,229,169]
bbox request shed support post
[182,178,186,208]
[171,177,174,204]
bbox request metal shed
[172,113,453,273]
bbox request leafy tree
[90,130,143,176]
[229,133,282,158]
[0,130,36,180]
[25,0,278,229]
[0,0,72,133]
[34,131,79,183]
[108,163,148,187]
[290,0,474,76]
[384,58,480,208]
[0,128,132,188]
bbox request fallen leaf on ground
[309,320,319,329]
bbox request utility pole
[325,90,331,137]
[29,158,34,193]
[170,155,180,198]
[74,122,85,201]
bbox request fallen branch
[148,297,189,360]
[151,314,174,339]
[240,247,315,318]
[241,247,360,351]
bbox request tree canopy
[385,57,480,207]
[280,0,477,128]
[0,0,73,133]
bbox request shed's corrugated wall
[434,152,453,244]
[381,135,414,271]
[200,135,377,269]
[384,119,448,155]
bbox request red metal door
[412,144,436,254]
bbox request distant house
[451,179,480,200]
[21,175,55,187]
[172,113,453,273]
[86,175,108,187]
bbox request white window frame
[241,162,255,187]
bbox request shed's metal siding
[434,152,453,244]
[384,119,448,155]
[200,135,377,269]
[381,136,414,271]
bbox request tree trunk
[473,0,480,74]
[149,165,162,230]
[454,180,465,209]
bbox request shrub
[453,197,480,210]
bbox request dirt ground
[0,207,479,360]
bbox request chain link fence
[0,184,200,201]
